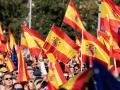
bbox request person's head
[3,72,13,86]
[14,83,24,90]
[27,66,34,78]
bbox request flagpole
[114,58,119,78]
[97,0,101,37]
[29,0,32,29]
[80,29,83,72]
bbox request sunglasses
[5,78,12,80]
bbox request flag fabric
[6,56,15,72]
[0,24,5,42]
[0,54,5,64]
[63,0,86,34]
[43,25,79,63]
[47,69,59,90]
[60,69,92,90]
[21,25,41,57]
[93,60,120,90]
[17,46,28,82]
[52,62,67,86]
[100,0,120,47]
[21,34,28,49]
[9,31,16,50]
[82,31,110,67]
[22,25,45,47]
[11,46,18,70]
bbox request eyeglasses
[5,78,12,80]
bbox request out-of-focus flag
[9,31,16,49]
[11,46,18,70]
[63,0,86,34]
[21,25,45,47]
[21,34,28,49]
[100,0,120,48]
[17,47,28,82]
[43,25,79,63]
[93,60,120,90]
[6,56,15,72]
[21,25,41,57]
[60,69,92,90]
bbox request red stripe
[18,50,23,82]
[44,42,70,63]
[72,69,92,90]
[55,62,67,83]
[83,31,110,54]
[63,17,83,34]
[52,25,80,51]
[29,48,41,58]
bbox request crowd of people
[0,48,82,90]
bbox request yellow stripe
[48,69,59,89]
[10,33,16,49]
[53,63,63,86]
[101,2,120,21]
[46,53,56,63]
[65,5,86,31]
[82,39,110,65]
[24,32,39,48]
[46,31,77,59]
[33,37,44,47]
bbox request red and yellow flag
[60,69,92,90]
[9,31,16,49]
[100,0,120,47]
[21,34,28,49]
[22,25,45,47]
[82,31,110,67]
[63,0,86,34]
[6,56,15,72]
[21,25,41,57]
[17,47,28,82]
[43,25,79,63]
[47,62,67,89]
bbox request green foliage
[0,0,120,41]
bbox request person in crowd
[27,66,34,79]
[14,83,24,90]
[1,72,13,90]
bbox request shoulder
[0,85,5,90]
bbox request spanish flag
[47,62,67,89]
[21,34,28,49]
[21,25,41,57]
[22,25,45,47]
[101,0,120,46]
[47,69,59,90]
[6,56,15,72]
[9,31,16,49]
[17,47,28,82]
[60,69,92,90]
[82,31,110,67]
[63,0,86,34]
[43,25,79,63]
